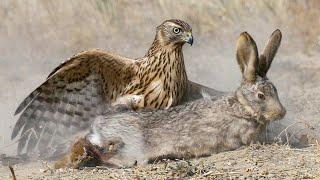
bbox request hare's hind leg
[54,137,104,169]
[54,136,139,168]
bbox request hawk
[11,19,194,157]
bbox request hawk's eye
[173,27,181,34]
[257,92,265,100]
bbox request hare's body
[56,30,286,169]
[90,93,267,167]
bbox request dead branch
[9,165,17,180]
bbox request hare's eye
[257,92,265,100]
[173,27,181,34]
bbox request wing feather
[14,89,40,115]
[12,49,137,156]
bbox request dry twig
[9,165,17,180]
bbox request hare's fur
[58,30,286,168]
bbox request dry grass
[1,0,319,53]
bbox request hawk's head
[156,19,193,46]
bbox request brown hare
[56,30,286,169]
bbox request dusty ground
[1,0,320,153]
[1,144,320,179]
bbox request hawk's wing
[12,49,137,157]
[183,81,225,101]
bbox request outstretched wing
[12,49,137,157]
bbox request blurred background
[0,0,320,155]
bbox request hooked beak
[185,32,193,46]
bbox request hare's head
[235,30,286,122]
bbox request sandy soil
[1,144,319,179]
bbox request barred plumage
[12,19,193,157]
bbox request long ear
[236,32,259,83]
[258,29,282,77]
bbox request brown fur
[54,138,103,169]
